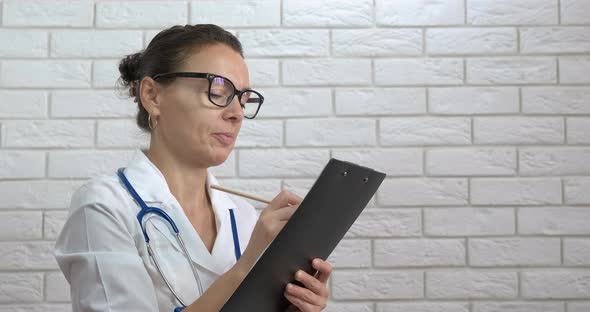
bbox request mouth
[212,132,235,145]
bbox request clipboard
[220,158,386,312]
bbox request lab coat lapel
[208,172,240,273]
[123,151,224,275]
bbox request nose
[222,94,244,122]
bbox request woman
[54,24,332,312]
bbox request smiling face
[150,43,249,168]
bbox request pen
[210,184,272,204]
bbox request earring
[148,113,158,130]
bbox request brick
[332,271,423,299]
[2,0,93,26]
[0,242,57,270]
[45,272,70,302]
[562,0,590,23]
[96,1,187,28]
[379,178,468,206]
[333,148,423,176]
[92,60,120,88]
[427,271,518,299]
[51,90,136,118]
[191,0,280,27]
[564,239,590,266]
[345,209,422,238]
[283,0,372,26]
[376,0,464,26]
[255,88,332,118]
[0,91,47,118]
[474,117,564,144]
[235,120,282,147]
[0,151,45,179]
[286,118,376,147]
[569,302,590,312]
[97,119,149,148]
[471,178,561,205]
[333,29,422,56]
[427,28,516,54]
[327,239,371,268]
[429,87,519,115]
[0,273,43,303]
[0,212,42,241]
[523,87,590,114]
[51,30,143,58]
[2,120,94,148]
[325,303,372,312]
[381,117,471,146]
[375,239,465,267]
[245,59,279,87]
[467,58,556,84]
[565,177,590,204]
[521,27,590,53]
[467,0,558,25]
[473,302,564,312]
[425,208,515,236]
[239,149,329,178]
[239,30,329,57]
[0,30,47,57]
[283,59,371,86]
[567,118,590,144]
[44,211,68,240]
[48,150,135,179]
[560,57,590,83]
[426,148,516,176]
[281,179,315,198]
[519,207,590,235]
[469,238,560,266]
[0,60,91,88]
[375,58,464,85]
[336,88,426,115]
[520,148,590,176]
[377,302,469,312]
[0,181,81,209]
[522,271,590,298]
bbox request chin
[209,148,233,167]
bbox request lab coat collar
[123,150,240,276]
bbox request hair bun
[118,52,143,98]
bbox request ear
[139,77,162,116]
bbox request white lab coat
[54,151,259,311]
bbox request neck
[146,139,210,217]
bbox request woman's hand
[284,258,333,312]
[240,191,302,270]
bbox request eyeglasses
[152,72,263,119]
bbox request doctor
[54,24,332,312]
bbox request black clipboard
[220,158,386,312]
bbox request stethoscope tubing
[117,168,240,308]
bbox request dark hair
[118,24,244,132]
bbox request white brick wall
[0,0,588,311]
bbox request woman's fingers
[284,292,311,311]
[272,204,299,221]
[294,270,326,298]
[312,259,333,284]
[268,190,302,211]
[284,283,325,311]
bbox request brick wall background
[0,0,589,311]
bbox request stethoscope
[117,168,241,310]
